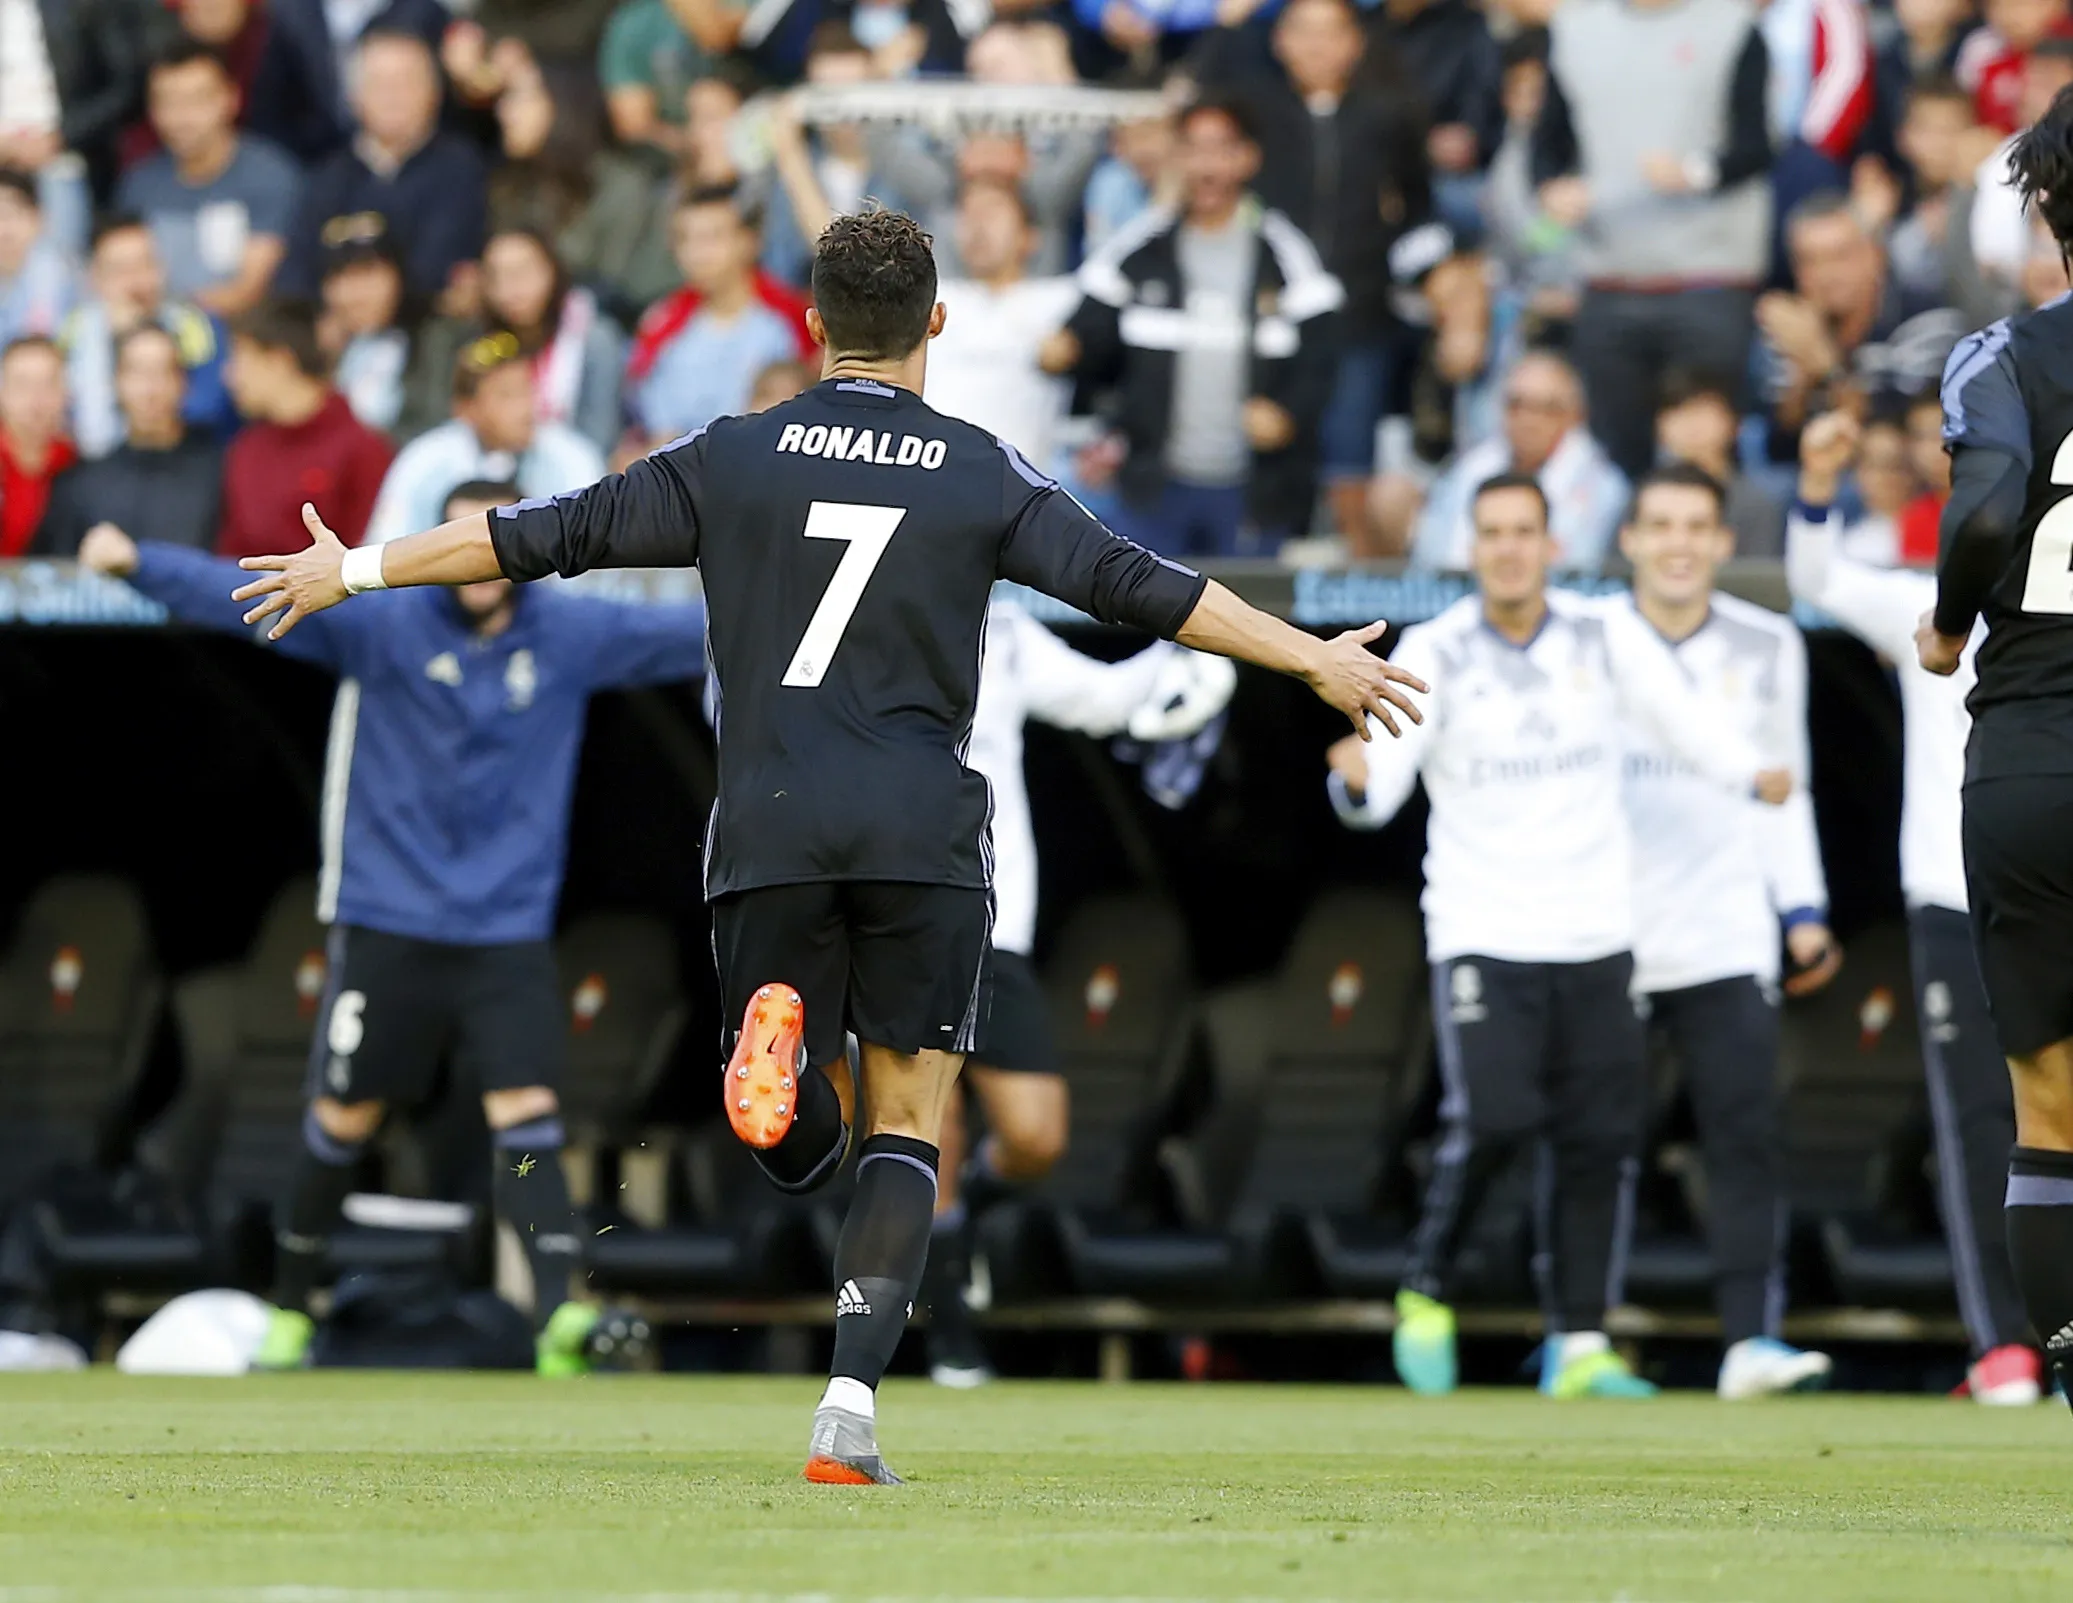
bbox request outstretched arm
[233,504,502,638]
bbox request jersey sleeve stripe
[1940,318,2013,442]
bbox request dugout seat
[1778,921,1951,1310]
[39,881,466,1301]
[0,875,160,1215]
[991,893,1208,1299]
[1193,890,1433,1298]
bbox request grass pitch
[2,1372,2071,1601]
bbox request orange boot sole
[724,983,806,1149]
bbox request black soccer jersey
[1939,300,2073,778]
[489,377,1208,897]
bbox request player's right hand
[1754,768,1793,806]
[1306,622,1428,739]
[77,523,138,577]
[232,503,349,640]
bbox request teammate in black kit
[232,209,1427,1481]
[1918,85,2073,1397]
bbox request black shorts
[307,925,566,1105]
[1963,774,2073,1057]
[710,881,992,1067]
[973,950,1059,1075]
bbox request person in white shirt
[922,595,1235,1386]
[1786,412,2041,1406]
[1327,471,1790,1400]
[364,336,606,546]
[1615,461,1839,1401]
[924,181,1081,472]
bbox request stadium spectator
[277,29,491,306]
[0,0,165,214]
[1366,224,1521,557]
[0,335,75,556]
[487,60,616,256]
[1363,0,1503,218]
[244,0,450,163]
[1653,370,1787,559]
[1194,0,1431,546]
[1481,30,1580,328]
[1969,38,2073,301]
[61,214,233,459]
[171,0,271,106]
[748,356,815,411]
[0,169,78,345]
[924,180,1079,468]
[1534,0,1773,480]
[218,302,393,560]
[1081,97,1177,255]
[1409,349,1627,572]
[117,41,299,318]
[363,334,605,545]
[33,323,221,553]
[622,186,813,448]
[867,23,1102,279]
[571,66,758,319]
[1876,76,1993,306]
[315,212,420,433]
[404,228,624,450]
[597,0,732,156]
[1759,0,1875,271]
[1073,0,1224,71]
[1869,0,1979,171]
[757,26,901,286]
[1956,0,2073,135]
[470,0,623,72]
[1043,97,1343,557]
[1896,387,1949,566]
[1757,191,1964,465]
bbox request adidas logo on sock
[835,1279,872,1317]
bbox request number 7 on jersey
[781,501,909,687]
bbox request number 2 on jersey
[2023,431,2073,613]
[781,501,908,687]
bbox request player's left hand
[1305,622,1428,739]
[1915,609,1966,676]
[232,503,349,639]
[1754,768,1793,805]
[1783,922,1843,998]
[1242,397,1296,452]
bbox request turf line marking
[0,1592,1371,1603]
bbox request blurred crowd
[0,0,2056,565]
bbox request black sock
[750,1060,847,1192]
[921,1202,974,1336]
[830,1134,939,1388]
[492,1116,582,1327]
[2007,1147,2073,1381]
[274,1109,363,1315]
[960,1137,1016,1218]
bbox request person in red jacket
[217,299,392,559]
[0,335,77,556]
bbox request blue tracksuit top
[127,543,707,945]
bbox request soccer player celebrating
[1918,85,2073,1404]
[1327,474,1790,1400]
[1792,413,2040,1405]
[83,482,709,1374]
[1615,461,1838,1400]
[230,208,1425,1483]
[923,597,1235,1385]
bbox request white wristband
[340,544,388,595]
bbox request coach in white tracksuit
[1615,462,1836,1400]
[1328,471,1787,1395]
[923,593,1232,1384]
[1786,416,2037,1405]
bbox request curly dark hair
[2011,75,2073,256]
[810,208,938,362]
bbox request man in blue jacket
[79,481,708,1373]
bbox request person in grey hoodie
[1530,0,1772,480]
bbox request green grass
[2,1373,2071,1601]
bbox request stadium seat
[0,875,161,1215]
[1198,890,1433,1298]
[996,893,1207,1299]
[1778,921,1950,1309]
[40,881,465,1303]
